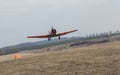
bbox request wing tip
[73,30,78,32]
[27,36,34,38]
[27,36,30,38]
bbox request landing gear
[58,36,61,40]
[48,38,51,41]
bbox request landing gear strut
[48,38,51,41]
[58,36,61,40]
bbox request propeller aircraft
[27,27,78,41]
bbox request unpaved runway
[0,41,120,75]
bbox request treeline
[85,30,120,39]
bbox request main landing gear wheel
[48,38,51,41]
[58,36,61,40]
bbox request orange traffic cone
[15,54,21,60]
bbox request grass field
[0,41,120,75]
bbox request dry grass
[0,41,120,75]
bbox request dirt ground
[0,53,38,62]
[0,41,120,75]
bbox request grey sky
[0,0,120,47]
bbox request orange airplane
[27,27,78,41]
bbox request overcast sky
[0,0,120,47]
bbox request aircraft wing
[57,30,78,36]
[27,35,49,38]
[27,30,78,38]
